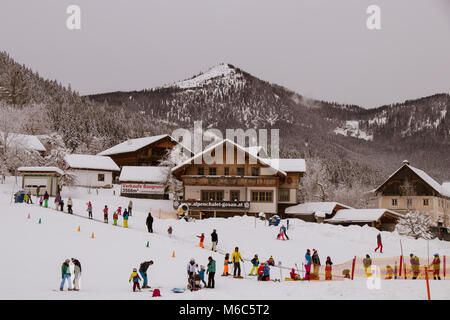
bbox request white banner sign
[121,183,165,194]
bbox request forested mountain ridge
[1,53,448,206]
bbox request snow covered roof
[442,182,450,197]
[97,134,170,156]
[1,132,46,152]
[265,158,306,173]
[119,166,169,183]
[18,166,64,175]
[285,202,352,215]
[65,154,120,171]
[325,209,403,223]
[375,163,450,198]
[171,139,287,177]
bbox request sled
[171,288,186,293]
[284,277,303,281]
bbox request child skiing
[267,256,275,266]
[129,268,142,292]
[249,254,259,276]
[87,201,93,219]
[197,233,205,248]
[103,205,108,223]
[325,256,333,280]
[199,265,207,287]
[113,210,118,226]
[54,194,61,210]
[123,208,129,228]
[257,262,265,281]
[385,265,393,279]
[363,254,372,277]
[43,191,49,208]
[222,253,232,276]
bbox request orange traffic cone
[91,232,94,239]
[77,226,80,232]
[172,250,175,258]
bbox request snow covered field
[1,177,449,300]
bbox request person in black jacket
[139,260,153,288]
[311,249,321,280]
[211,229,218,252]
[146,212,153,233]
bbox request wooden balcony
[181,175,279,187]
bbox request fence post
[424,266,431,300]
[399,256,403,277]
[444,256,446,279]
[404,257,407,279]
[351,256,356,280]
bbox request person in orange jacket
[222,253,232,276]
[197,233,205,248]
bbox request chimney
[402,160,409,166]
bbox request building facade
[171,139,305,218]
[372,161,450,227]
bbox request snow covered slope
[1,177,449,299]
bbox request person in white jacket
[67,197,73,214]
[71,258,82,291]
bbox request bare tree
[396,211,433,240]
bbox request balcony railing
[181,175,279,187]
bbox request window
[224,167,229,176]
[407,199,412,206]
[391,199,398,206]
[201,190,223,201]
[230,190,240,201]
[279,189,290,202]
[209,167,217,176]
[237,167,245,176]
[251,191,273,202]
[423,199,429,206]
[98,173,105,182]
[198,167,204,175]
[251,167,259,176]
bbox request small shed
[18,166,64,196]
[65,154,120,188]
[324,208,403,231]
[119,166,170,199]
[284,202,352,222]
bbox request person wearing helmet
[129,268,142,292]
[430,253,441,280]
[257,262,265,281]
[410,254,420,279]
[60,259,73,291]
[199,265,206,287]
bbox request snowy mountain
[89,64,450,183]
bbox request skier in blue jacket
[304,249,311,280]
[262,262,271,281]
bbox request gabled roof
[375,163,449,197]
[119,166,169,183]
[97,134,172,156]
[285,201,352,215]
[325,209,403,223]
[1,132,46,152]
[65,154,120,171]
[18,166,64,175]
[171,139,288,176]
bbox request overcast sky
[0,0,449,108]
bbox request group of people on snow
[186,257,216,291]
[60,258,82,291]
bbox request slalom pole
[351,256,356,280]
[444,256,446,279]
[424,266,431,300]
